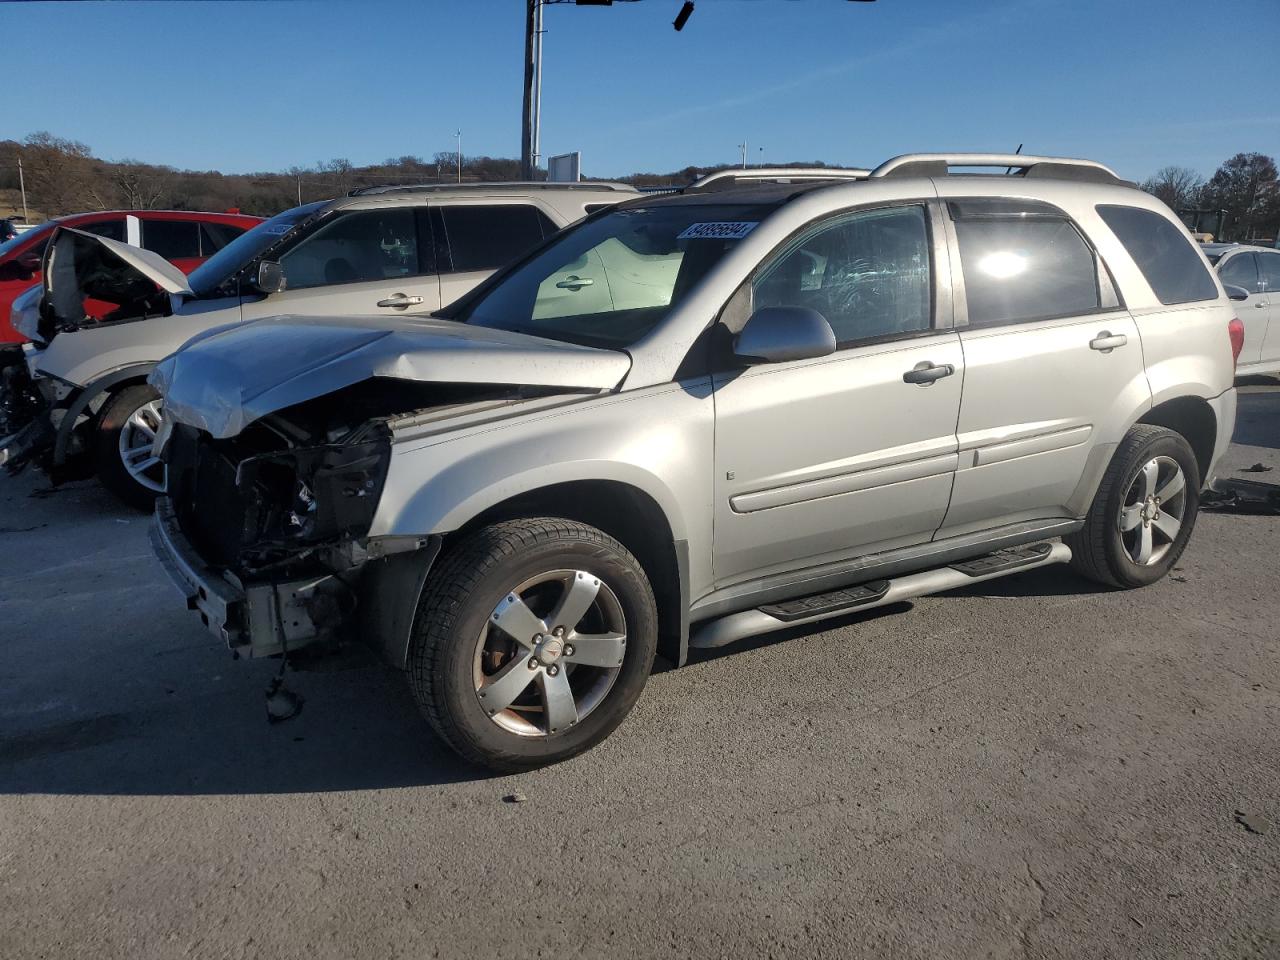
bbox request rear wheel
[94,384,166,511]
[408,518,658,771]
[1067,424,1199,588]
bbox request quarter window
[753,204,932,345]
[1219,253,1261,293]
[1096,205,1217,305]
[438,204,556,273]
[952,202,1100,326]
[279,208,420,290]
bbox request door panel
[941,311,1148,534]
[712,334,963,585]
[1256,252,1280,364]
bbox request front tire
[408,518,658,772]
[94,384,166,511]
[1067,424,1200,589]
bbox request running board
[689,541,1072,650]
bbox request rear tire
[94,384,166,511]
[1066,424,1200,589]
[407,518,658,772]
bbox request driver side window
[753,205,932,346]
[279,209,421,290]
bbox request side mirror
[252,260,286,295]
[734,306,836,364]
[1224,283,1250,302]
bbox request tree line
[2,132,1277,243]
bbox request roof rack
[686,167,871,192]
[347,180,636,197]
[869,153,1126,185]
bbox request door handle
[376,293,425,309]
[1256,301,1267,308]
[555,275,594,290]
[1089,331,1128,353]
[902,361,956,385]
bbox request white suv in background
[1204,242,1280,376]
[0,182,636,506]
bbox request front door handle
[902,361,956,385]
[1089,331,1128,353]
[555,275,594,290]
[376,293,425,309]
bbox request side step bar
[689,541,1071,650]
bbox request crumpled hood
[151,314,631,438]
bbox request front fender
[369,382,716,596]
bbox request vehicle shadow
[0,638,491,797]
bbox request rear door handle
[555,275,594,290]
[1089,331,1128,352]
[376,293,425,309]
[902,361,955,385]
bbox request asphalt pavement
[2,384,1278,959]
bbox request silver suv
[0,182,635,506]
[150,154,1241,771]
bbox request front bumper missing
[150,497,350,658]
[0,347,54,474]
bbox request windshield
[0,222,54,261]
[457,203,773,348]
[187,201,327,297]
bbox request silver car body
[1203,242,1280,376]
[152,155,1239,667]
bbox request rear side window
[952,201,1100,326]
[1258,252,1280,292]
[1219,253,1260,293]
[143,220,201,260]
[1096,205,1217,305]
[438,204,557,273]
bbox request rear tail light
[1228,317,1245,370]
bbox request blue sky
[4,0,1278,181]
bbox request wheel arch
[445,479,690,669]
[1137,394,1217,486]
[53,362,157,465]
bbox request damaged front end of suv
[149,313,633,663]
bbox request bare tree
[111,160,172,210]
[1140,166,1204,211]
[20,132,96,214]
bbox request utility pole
[18,156,28,223]
[296,175,302,206]
[739,141,748,169]
[532,0,544,175]
[520,0,538,180]
[455,130,462,183]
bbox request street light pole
[520,0,538,180]
[455,130,462,183]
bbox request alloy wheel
[117,398,166,493]
[1117,455,1186,566]
[473,569,627,737]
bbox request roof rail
[869,153,1126,185]
[687,167,871,192]
[346,180,636,197]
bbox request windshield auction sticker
[677,221,759,241]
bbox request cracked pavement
[2,383,1279,959]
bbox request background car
[1204,242,1280,376]
[1,182,636,507]
[0,209,263,344]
